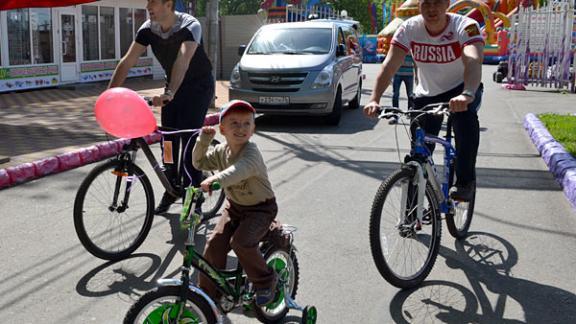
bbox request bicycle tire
[254,245,299,323]
[445,183,476,239]
[123,286,216,324]
[369,167,442,289]
[74,159,154,261]
[201,139,226,221]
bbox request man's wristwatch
[164,89,174,98]
[461,89,475,100]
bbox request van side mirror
[336,44,346,57]
[238,45,247,56]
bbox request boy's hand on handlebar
[449,95,472,113]
[363,101,381,118]
[200,176,218,195]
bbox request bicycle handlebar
[378,102,450,121]
[207,181,222,192]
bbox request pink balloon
[94,87,157,138]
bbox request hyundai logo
[270,76,281,83]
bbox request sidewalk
[0,77,229,186]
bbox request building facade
[0,0,156,93]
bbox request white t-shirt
[391,13,484,97]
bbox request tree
[330,0,385,34]
[188,0,261,16]
[219,0,262,15]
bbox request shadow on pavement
[388,232,576,323]
[256,129,560,192]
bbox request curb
[524,113,576,210]
[0,112,221,190]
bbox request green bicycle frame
[179,186,248,302]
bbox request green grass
[538,113,576,156]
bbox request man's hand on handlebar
[449,94,473,113]
[151,92,174,107]
[363,100,381,118]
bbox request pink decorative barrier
[56,151,83,171]
[33,157,60,176]
[78,145,101,165]
[6,163,36,184]
[96,142,120,159]
[0,112,216,190]
[0,169,12,188]
[144,132,162,145]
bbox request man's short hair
[162,0,174,11]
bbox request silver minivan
[228,19,363,125]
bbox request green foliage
[538,113,576,157]
[330,0,387,34]
[188,0,389,32]
[219,0,262,15]
[189,0,265,16]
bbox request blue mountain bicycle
[369,103,476,289]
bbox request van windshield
[247,28,332,55]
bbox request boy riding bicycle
[192,100,278,306]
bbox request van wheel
[348,79,362,110]
[325,88,342,126]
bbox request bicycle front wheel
[369,167,442,289]
[446,184,476,239]
[123,286,216,324]
[74,159,154,261]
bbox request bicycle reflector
[95,87,157,138]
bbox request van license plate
[259,96,290,105]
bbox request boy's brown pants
[198,198,277,299]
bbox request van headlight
[230,64,241,88]
[311,65,334,89]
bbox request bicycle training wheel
[369,167,442,289]
[446,183,476,239]
[254,245,300,323]
[74,159,154,261]
[201,139,226,221]
[123,286,216,324]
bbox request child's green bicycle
[123,183,317,324]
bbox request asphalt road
[1,64,575,323]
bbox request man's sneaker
[154,192,178,214]
[449,182,475,202]
[254,277,278,307]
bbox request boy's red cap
[219,100,256,123]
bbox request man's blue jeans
[392,74,414,108]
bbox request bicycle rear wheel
[369,167,441,289]
[446,184,476,239]
[201,139,226,221]
[74,159,154,261]
[254,245,299,323]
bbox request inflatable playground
[362,0,517,64]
